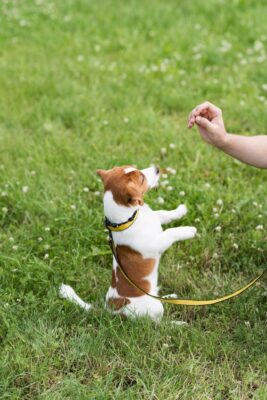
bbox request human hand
[188,101,228,149]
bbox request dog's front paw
[175,204,187,219]
[181,226,197,240]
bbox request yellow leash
[106,211,266,306]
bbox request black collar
[104,209,139,232]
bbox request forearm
[219,134,267,169]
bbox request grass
[0,0,267,398]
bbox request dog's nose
[155,167,160,175]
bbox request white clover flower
[22,186,29,193]
[160,147,167,155]
[38,237,43,242]
[30,170,36,176]
[257,55,266,63]
[169,143,176,149]
[244,321,250,327]
[9,237,14,242]
[103,120,109,126]
[44,244,50,250]
[20,19,29,27]
[162,343,169,348]
[2,207,8,213]
[204,183,211,189]
[233,243,239,249]
[216,199,223,206]
[157,196,165,204]
[256,225,263,230]
[213,252,219,259]
[195,218,200,222]
[123,117,129,124]
[1,192,7,197]
[12,245,18,251]
[215,226,221,232]
[44,253,49,259]
[165,167,176,175]
[254,40,264,51]
[179,191,185,197]
[170,320,188,326]
[44,227,50,232]
[161,173,168,179]
[77,54,84,62]
[167,186,173,191]
[70,204,76,210]
[150,65,158,72]
[213,207,218,213]
[214,213,219,218]
[63,15,71,22]
[258,214,262,219]
[94,191,100,196]
[83,187,89,192]
[219,40,232,53]
[240,58,247,65]
[160,180,169,187]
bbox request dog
[60,165,197,322]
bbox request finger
[187,110,195,124]
[188,115,196,128]
[194,101,221,118]
[195,115,214,131]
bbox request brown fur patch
[97,166,148,207]
[107,297,130,310]
[111,269,116,288]
[115,245,155,297]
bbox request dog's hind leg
[59,284,92,311]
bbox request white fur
[60,166,197,323]
[103,166,196,322]
[59,284,92,311]
[124,167,137,174]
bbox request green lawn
[0,0,267,398]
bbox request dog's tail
[59,284,92,311]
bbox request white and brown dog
[60,165,197,322]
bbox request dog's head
[97,165,160,207]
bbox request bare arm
[221,134,267,168]
[188,101,267,169]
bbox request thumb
[195,116,214,131]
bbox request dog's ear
[96,169,108,183]
[127,181,144,206]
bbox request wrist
[216,132,232,151]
